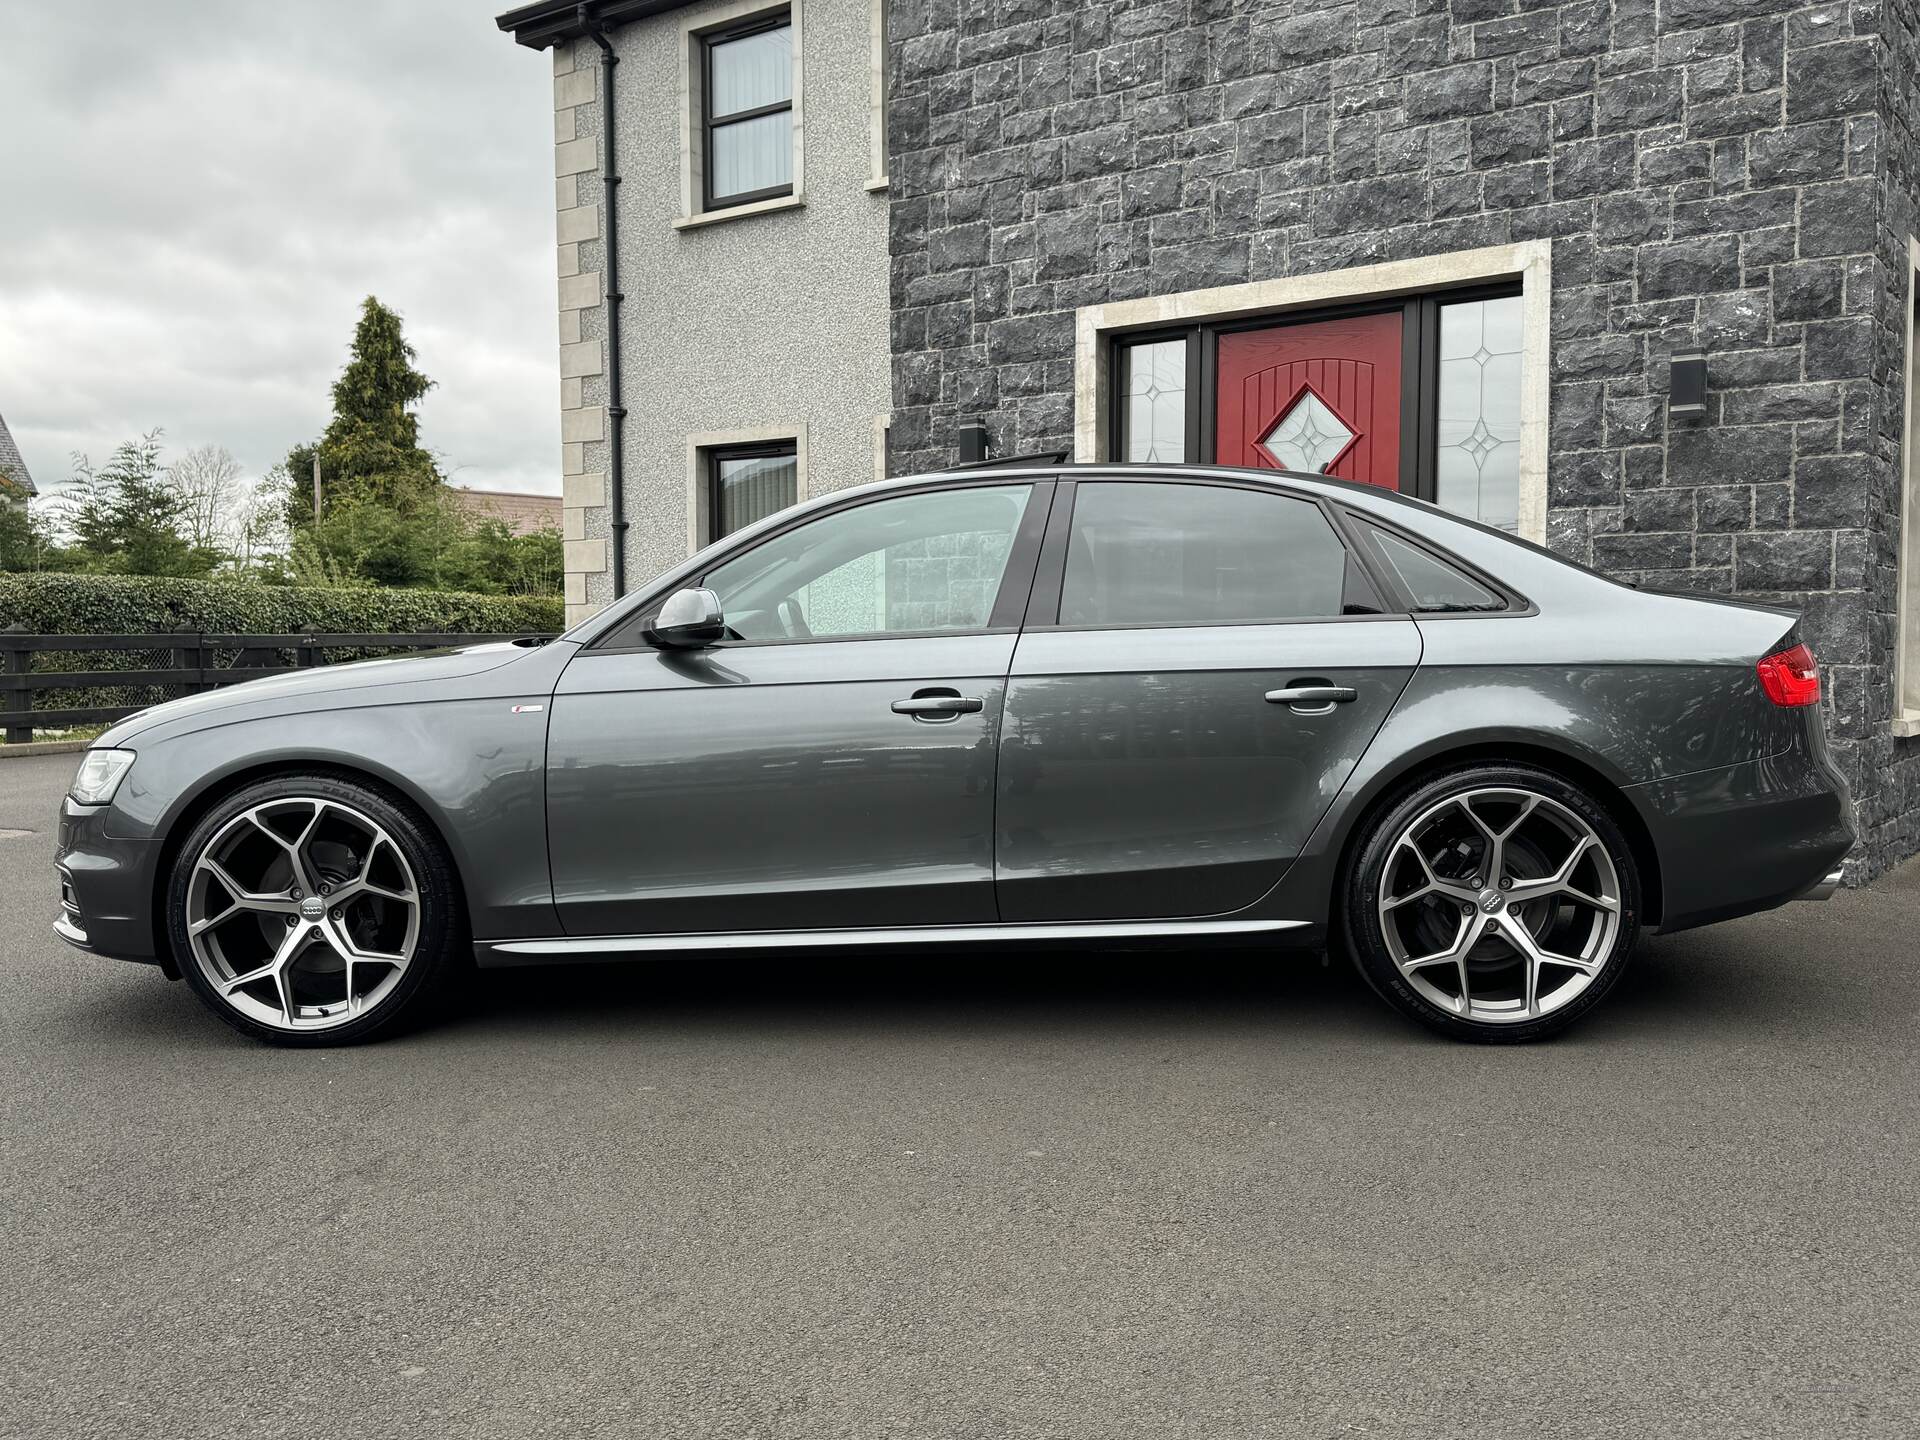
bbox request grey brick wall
[887,0,1920,876]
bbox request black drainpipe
[579,4,628,596]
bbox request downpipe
[579,3,628,598]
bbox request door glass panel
[1122,340,1187,463]
[714,449,797,537]
[1436,295,1523,532]
[1360,523,1502,612]
[706,485,1032,641]
[1257,389,1356,473]
[1061,482,1348,626]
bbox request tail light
[1756,642,1821,707]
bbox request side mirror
[645,587,727,649]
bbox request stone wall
[886,0,1918,875]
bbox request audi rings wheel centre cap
[1478,890,1506,915]
[299,896,325,921]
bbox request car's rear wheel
[1344,765,1641,1042]
[166,774,461,1047]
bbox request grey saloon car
[54,463,1854,1046]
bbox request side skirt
[473,917,1311,968]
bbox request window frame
[700,10,796,213]
[1896,237,1920,735]
[1022,475,1412,634]
[1108,282,1524,510]
[707,437,800,543]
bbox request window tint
[1362,523,1502,612]
[704,485,1032,641]
[1060,482,1348,626]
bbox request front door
[546,482,1047,936]
[996,478,1420,922]
[1216,310,1403,488]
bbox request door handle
[892,691,984,720]
[1265,684,1357,706]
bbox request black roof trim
[495,0,695,49]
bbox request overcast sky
[0,0,560,496]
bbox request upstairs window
[703,14,794,210]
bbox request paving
[1,750,1915,1439]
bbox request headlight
[70,749,136,806]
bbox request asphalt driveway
[2,750,1916,1439]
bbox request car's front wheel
[166,774,461,1046]
[1344,765,1641,1042]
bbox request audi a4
[54,464,1854,1045]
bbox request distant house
[447,486,561,536]
[0,411,36,503]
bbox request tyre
[1342,764,1641,1043]
[166,773,463,1047]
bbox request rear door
[995,478,1420,922]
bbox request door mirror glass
[645,587,727,648]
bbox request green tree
[50,433,222,578]
[287,296,443,528]
[435,517,563,597]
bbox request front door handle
[892,690,984,720]
[1265,684,1357,706]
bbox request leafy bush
[0,572,562,720]
[0,571,561,636]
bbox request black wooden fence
[0,629,556,743]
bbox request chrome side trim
[475,917,1309,967]
[1795,867,1845,902]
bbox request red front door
[1216,311,1403,489]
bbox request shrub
[0,571,561,636]
[0,572,563,721]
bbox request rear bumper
[53,796,165,968]
[1632,744,1855,934]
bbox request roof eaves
[494,0,696,49]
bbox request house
[499,0,1920,876]
[0,410,36,502]
[447,486,563,536]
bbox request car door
[546,481,1050,937]
[996,477,1420,922]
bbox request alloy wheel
[184,797,421,1033]
[1376,786,1622,1025]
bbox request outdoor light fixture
[1669,350,1708,418]
[956,422,989,464]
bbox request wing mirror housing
[645,587,727,649]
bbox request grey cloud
[0,0,561,495]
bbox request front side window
[704,15,794,209]
[705,484,1032,641]
[1060,482,1349,627]
[710,441,798,540]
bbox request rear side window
[1360,522,1502,612]
[1060,482,1350,626]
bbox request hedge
[0,571,562,637]
[0,572,563,724]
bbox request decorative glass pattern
[1123,340,1187,463]
[1436,296,1523,532]
[1257,390,1355,473]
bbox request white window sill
[673,192,805,230]
[1894,711,1920,739]
[864,175,889,193]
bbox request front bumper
[53,795,165,968]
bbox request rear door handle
[892,690,984,720]
[1265,684,1357,706]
